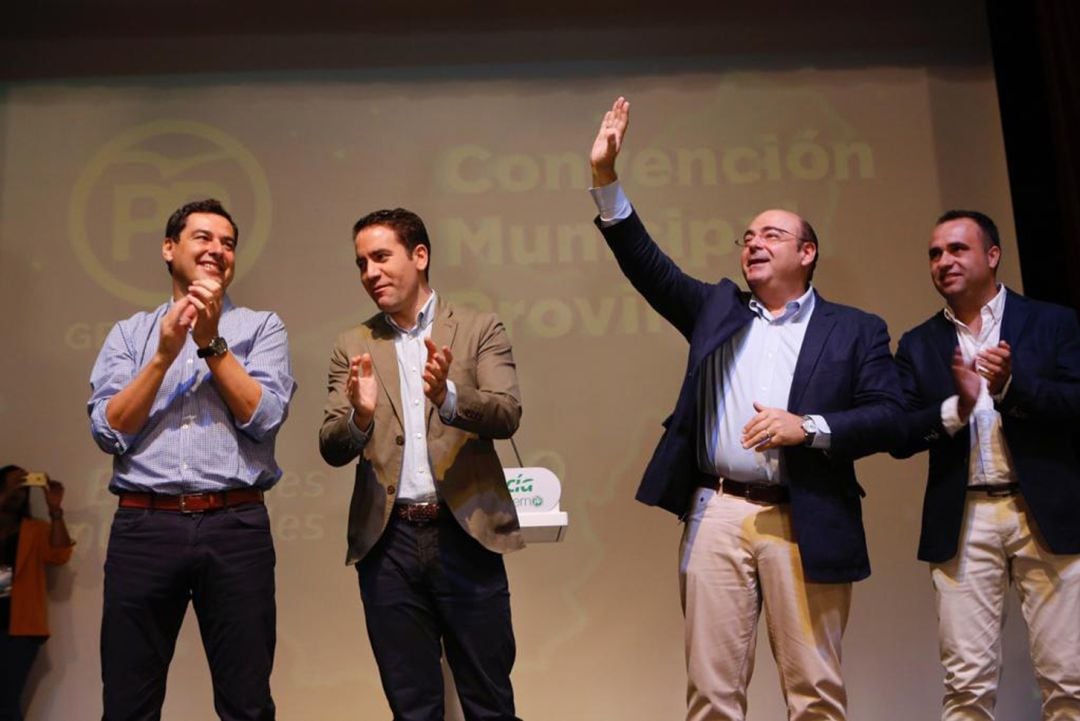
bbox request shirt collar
[943,283,1005,328]
[748,285,815,324]
[385,290,437,335]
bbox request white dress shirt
[940,284,1017,486]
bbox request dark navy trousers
[357,511,520,721]
[101,504,276,721]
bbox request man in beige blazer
[319,207,524,721]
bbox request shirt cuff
[438,380,458,423]
[808,414,831,450]
[348,410,372,443]
[991,375,1013,403]
[90,400,138,455]
[941,396,965,437]
[234,383,283,441]
[588,181,633,226]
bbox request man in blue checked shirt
[88,198,296,721]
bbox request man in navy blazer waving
[893,210,1080,720]
[589,97,902,721]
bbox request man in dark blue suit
[893,210,1080,720]
[588,97,902,721]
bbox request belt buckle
[178,493,207,513]
[985,486,1018,498]
[402,503,438,524]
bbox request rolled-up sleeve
[236,312,296,442]
[87,322,141,455]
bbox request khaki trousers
[679,487,851,721]
[932,492,1080,721]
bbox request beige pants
[679,487,851,721]
[932,492,1080,721]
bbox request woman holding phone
[0,466,73,721]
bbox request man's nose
[745,233,767,250]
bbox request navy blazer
[600,212,903,583]
[893,289,1080,563]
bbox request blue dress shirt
[88,297,296,494]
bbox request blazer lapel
[788,292,837,410]
[689,287,755,371]
[365,317,403,430]
[999,287,1030,347]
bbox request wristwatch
[801,415,818,446]
[197,336,228,359]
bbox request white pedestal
[504,467,568,543]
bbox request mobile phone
[22,472,47,487]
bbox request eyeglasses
[734,226,812,248]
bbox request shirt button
[187,358,193,364]
[181,462,188,470]
[413,399,420,406]
[415,433,422,439]
[181,423,189,430]
[387,485,396,495]
[395,435,405,446]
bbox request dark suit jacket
[893,288,1080,562]
[319,300,525,565]
[600,212,903,583]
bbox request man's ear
[162,237,176,264]
[413,244,429,273]
[988,244,1001,271]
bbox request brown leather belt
[118,488,264,513]
[967,483,1020,497]
[393,502,444,524]
[703,477,790,505]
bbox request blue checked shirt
[88,297,296,494]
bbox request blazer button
[387,485,396,495]
[395,435,404,445]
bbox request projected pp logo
[69,120,272,306]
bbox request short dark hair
[352,208,431,279]
[165,198,239,242]
[936,209,1001,250]
[800,218,819,280]
[163,199,239,275]
[0,465,31,519]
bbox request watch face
[198,337,228,358]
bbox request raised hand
[590,96,630,187]
[43,478,64,513]
[976,340,1011,396]
[158,297,196,362]
[346,353,378,431]
[951,347,981,423]
[185,278,225,348]
[423,338,454,408]
[741,402,806,450]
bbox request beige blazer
[320,299,524,565]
